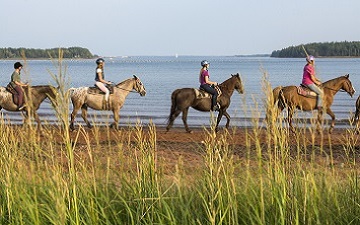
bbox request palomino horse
[69,75,146,130]
[0,85,58,129]
[166,73,244,133]
[271,74,355,133]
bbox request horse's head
[232,73,244,94]
[133,75,146,96]
[342,74,356,97]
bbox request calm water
[1,56,360,128]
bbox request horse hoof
[187,130,193,134]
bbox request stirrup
[18,104,27,110]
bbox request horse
[352,95,360,130]
[166,73,244,133]
[69,75,146,130]
[0,85,58,129]
[270,74,355,133]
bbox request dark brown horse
[69,75,146,130]
[352,95,360,130]
[271,74,355,133]
[0,85,58,128]
[166,73,244,133]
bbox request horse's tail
[169,89,181,116]
[266,86,285,125]
[66,87,77,97]
[166,89,181,129]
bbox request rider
[10,62,28,110]
[199,60,220,111]
[302,55,323,110]
[95,58,113,102]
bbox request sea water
[0,56,359,128]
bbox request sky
[1,0,359,57]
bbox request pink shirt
[199,69,209,85]
[302,64,315,85]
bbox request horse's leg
[33,111,42,130]
[223,111,231,129]
[215,110,226,132]
[166,109,182,132]
[182,107,192,133]
[70,105,80,130]
[316,108,324,133]
[111,108,120,130]
[325,108,335,133]
[81,105,92,128]
[287,107,295,133]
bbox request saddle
[194,86,222,99]
[87,84,114,95]
[6,83,17,95]
[297,84,317,98]
[6,82,27,106]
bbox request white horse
[69,75,146,130]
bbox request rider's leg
[95,82,110,101]
[307,83,324,109]
[200,84,218,110]
[14,85,24,108]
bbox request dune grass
[0,54,359,224]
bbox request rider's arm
[14,81,28,87]
[204,76,218,86]
[310,74,321,85]
[97,71,112,85]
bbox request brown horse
[166,73,244,133]
[0,85,58,128]
[69,75,146,130]
[271,74,355,133]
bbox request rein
[322,86,347,93]
[114,84,139,93]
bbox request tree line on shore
[0,47,94,59]
[271,41,360,58]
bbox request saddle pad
[194,87,222,99]
[297,86,317,98]
[88,85,114,95]
[194,89,211,99]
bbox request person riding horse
[9,62,28,110]
[199,60,220,111]
[95,58,113,102]
[302,55,324,111]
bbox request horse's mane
[323,76,345,85]
[321,75,347,87]
[219,74,240,90]
[115,77,134,87]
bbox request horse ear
[133,75,138,80]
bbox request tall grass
[0,55,359,224]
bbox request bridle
[114,79,144,93]
[322,78,353,94]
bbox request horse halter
[323,77,355,96]
[115,78,145,94]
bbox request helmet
[306,55,315,62]
[14,62,23,69]
[201,60,209,67]
[96,58,105,65]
